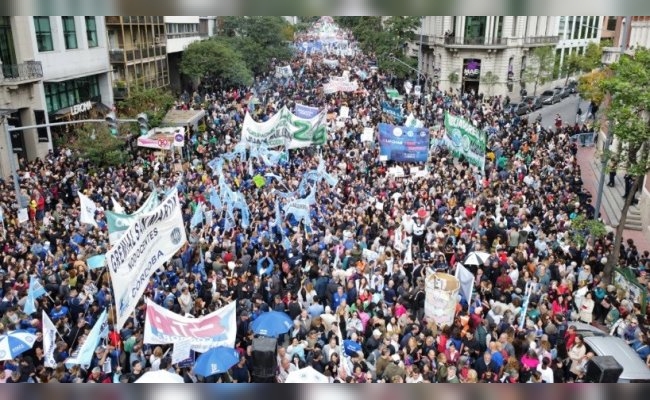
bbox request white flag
[42,310,57,368]
[454,263,474,302]
[111,197,125,214]
[78,192,98,227]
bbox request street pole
[418,17,424,105]
[2,118,138,210]
[594,15,631,221]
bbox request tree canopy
[117,87,175,128]
[522,46,555,96]
[181,39,254,87]
[597,48,650,281]
[69,124,128,168]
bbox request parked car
[583,336,650,382]
[508,102,530,116]
[541,89,561,105]
[567,80,578,94]
[555,86,571,98]
[523,95,543,110]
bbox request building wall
[164,16,202,53]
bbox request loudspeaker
[585,356,623,383]
[252,336,278,379]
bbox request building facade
[554,16,602,79]
[418,16,560,97]
[0,16,112,178]
[164,16,205,93]
[106,16,169,101]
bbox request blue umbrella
[0,330,37,361]
[86,254,106,270]
[343,340,362,357]
[250,311,293,337]
[194,347,240,377]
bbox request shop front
[461,58,481,95]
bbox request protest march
[0,16,649,384]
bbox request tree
[598,48,650,283]
[117,87,175,128]
[561,52,584,85]
[569,215,607,249]
[522,46,555,96]
[481,71,499,96]
[578,69,609,105]
[69,124,128,168]
[180,39,253,87]
[448,71,460,90]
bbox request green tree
[598,48,650,283]
[448,71,460,90]
[522,46,555,96]
[481,71,499,96]
[569,215,608,248]
[180,39,253,87]
[69,124,127,168]
[117,87,175,128]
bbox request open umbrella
[250,311,293,337]
[135,370,184,383]
[194,347,240,377]
[463,251,491,266]
[343,340,362,357]
[0,330,37,361]
[285,366,329,383]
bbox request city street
[525,93,592,129]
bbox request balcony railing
[436,36,508,47]
[110,46,167,63]
[0,61,43,84]
[523,36,560,45]
[166,32,201,39]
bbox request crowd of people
[0,18,649,384]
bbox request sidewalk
[576,146,650,253]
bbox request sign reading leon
[70,101,93,116]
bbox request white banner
[144,300,237,352]
[172,339,193,365]
[275,65,293,78]
[78,192,98,227]
[105,191,160,245]
[241,106,328,149]
[42,311,57,368]
[454,263,474,302]
[107,189,187,331]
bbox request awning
[162,109,206,127]
[51,102,110,118]
[44,68,112,83]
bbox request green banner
[443,112,487,172]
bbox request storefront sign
[70,101,93,116]
[463,59,481,80]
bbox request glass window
[580,18,587,39]
[607,17,617,31]
[34,16,53,52]
[495,16,503,39]
[572,16,580,40]
[464,16,487,38]
[559,17,566,38]
[62,16,77,49]
[0,16,17,79]
[512,16,518,36]
[85,16,98,47]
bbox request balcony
[523,36,560,46]
[109,49,125,63]
[105,16,122,24]
[110,46,167,64]
[0,61,43,85]
[436,36,508,48]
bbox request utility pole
[594,15,631,221]
[418,17,424,104]
[2,118,137,211]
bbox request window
[85,17,98,47]
[559,16,566,38]
[34,16,53,52]
[607,17,617,31]
[511,16,518,36]
[572,16,580,40]
[464,16,487,40]
[62,16,77,49]
[495,16,503,39]
[0,16,17,78]
[44,75,100,113]
[580,17,587,39]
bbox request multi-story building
[417,16,560,97]
[0,16,112,178]
[106,16,169,101]
[164,16,205,92]
[600,16,618,44]
[199,16,219,37]
[554,16,602,79]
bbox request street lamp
[387,53,426,103]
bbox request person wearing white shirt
[276,358,298,383]
[536,357,554,383]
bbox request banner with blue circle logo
[443,112,487,172]
[377,123,430,163]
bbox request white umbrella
[463,251,491,266]
[135,370,184,383]
[0,330,37,361]
[285,366,329,383]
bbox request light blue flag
[281,234,292,250]
[264,173,283,183]
[86,254,106,270]
[65,309,108,368]
[284,199,312,227]
[190,204,204,228]
[221,152,238,162]
[207,157,224,174]
[209,188,222,210]
[276,190,297,199]
[273,200,282,227]
[233,199,251,229]
[24,276,47,315]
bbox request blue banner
[378,123,430,163]
[381,101,404,123]
[294,104,321,119]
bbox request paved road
[525,95,592,129]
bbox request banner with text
[378,123,430,163]
[443,112,487,172]
[106,189,187,331]
[240,106,327,149]
[105,191,160,244]
[144,299,237,353]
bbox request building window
[572,16,581,40]
[0,16,17,75]
[607,17,617,31]
[34,16,53,52]
[62,16,77,49]
[559,16,566,39]
[464,17,487,39]
[511,16,518,36]
[495,16,503,38]
[44,75,100,113]
[85,16,98,47]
